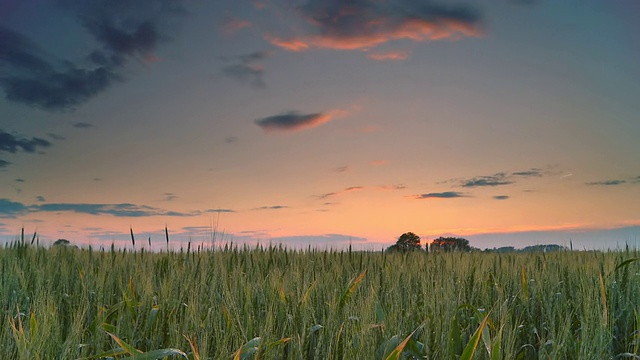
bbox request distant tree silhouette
[387,232,422,252]
[429,237,472,252]
[52,239,71,246]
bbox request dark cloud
[587,174,640,186]
[15,178,24,182]
[0,131,51,167]
[254,205,289,210]
[0,130,52,154]
[255,111,334,132]
[461,172,513,188]
[0,198,28,218]
[36,203,197,217]
[0,0,186,110]
[270,0,481,51]
[73,122,94,128]
[585,179,629,186]
[225,136,238,144]
[204,208,235,213]
[414,191,467,199]
[48,133,66,140]
[318,186,364,199]
[512,168,542,177]
[493,195,510,200]
[163,192,177,201]
[36,196,46,202]
[222,51,270,88]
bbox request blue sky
[1,0,639,250]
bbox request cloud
[72,122,94,129]
[269,0,481,52]
[0,198,28,218]
[255,111,336,132]
[36,196,46,202]
[367,51,409,61]
[36,203,197,217]
[586,180,626,186]
[222,16,251,34]
[333,166,349,173]
[163,192,177,201]
[0,130,52,154]
[318,186,365,199]
[204,208,235,213]
[15,178,25,183]
[253,205,289,210]
[0,130,52,166]
[512,168,543,177]
[461,172,513,188]
[413,191,467,199]
[225,136,238,144]
[0,0,186,110]
[493,195,510,200]
[585,176,640,186]
[0,197,229,218]
[222,51,270,88]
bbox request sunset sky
[1,0,639,250]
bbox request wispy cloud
[0,131,52,154]
[461,172,513,188]
[318,186,365,199]
[0,199,28,218]
[585,176,640,186]
[0,0,186,110]
[333,166,349,173]
[413,191,467,199]
[0,130,52,167]
[36,203,196,217]
[204,209,235,213]
[493,195,510,200]
[163,193,177,201]
[367,51,409,61]
[253,205,289,210]
[72,122,94,129]
[221,16,251,34]
[255,110,340,132]
[222,51,270,88]
[446,168,546,188]
[0,198,233,218]
[268,0,481,52]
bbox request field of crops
[1,241,639,359]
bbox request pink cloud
[367,51,409,61]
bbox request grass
[1,240,639,359]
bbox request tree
[52,239,71,246]
[387,232,422,252]
[429,237,472,252]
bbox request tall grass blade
[234,337,261,360]
[384,327,419,360]
[614,258,640,273]
[521,266,529,302]
[599,271,608,326]
[339,270,367,310]
[130,227,135,247]
[460,311,491,360]
[106,332,142,355]
[121,348,188,360]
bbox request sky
[1,0,639,251]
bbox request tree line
[386,232,565,253]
